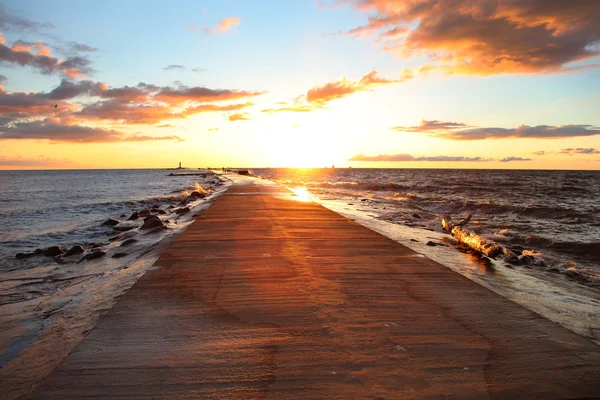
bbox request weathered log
[442,215,506,258]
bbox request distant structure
[178,162,182,169]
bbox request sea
[251,168,600,342]
[0,168,230,393]
[1,168,599,396]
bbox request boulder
[16,252,36,259]
[157,209,167,215]
[190,191,206,198]
[111,252,128,259]
[138,209,153,217]
[120,238,138,247]
[44,246,64,257]
[82,250,106,261]
[102,218,120,226]
[141,215,166,230]
[113,225,134,232]
[426,241,437,247]
[127,211,139,220]
[175,207,191,215]
[65,245,85,256]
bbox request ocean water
[251,168,600,343]
[0,169,230,385]
[252,168,600,286]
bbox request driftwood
[442,215,508,258]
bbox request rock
[177,200,189,206]
[65,245,85,256]
[412,214,421,219]
[111,252,128,259]
[34,248,44,254]
[175,207,191,215]
[505,255,521,265]
[138,209,152,217]
[410,239,419,242]
[16,252,36,259]
[120,214,127,218]
[82,250,106,261]
[157,209,167,215]
[361,198,368,202]
[127,211,139,220]
[190,191,206,198]
[102,218,120,226]
[44,246,64,257]
[120,238,138,247]
[113,226,134,232]
[426,241,437,247]
[140,215,166,230]
[518,255,534,265]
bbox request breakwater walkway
[32,179,600,399]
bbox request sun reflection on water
[289,187,311,202]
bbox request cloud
[393,120,600,140]
[0,120,183,143]
[163,64,185,71]
[228,113,250,121]
[560,148,600,155]
[0,4,54,33]
[192,67,206,72]
[153,86,263,105]
[342,0,600,75]
[208,17,241,34]
[533,150,546,156]
[500,156,532,162]
[396,120,471,132]
[156,123,175,128]
[348,153,490,162]
[306,70,403,105]
[0,40,94,77]
[261,103,323,113]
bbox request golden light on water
[289,187,311,202]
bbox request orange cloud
[228,113,250,122]
[209,17,241,34]
[306,70,404,105]
[344,0,600,74]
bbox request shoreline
[0,174,233,400]
[30,176,600,398]
[252,175,600,344]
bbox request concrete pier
[31,180,600,399]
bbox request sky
[1,0,599,170]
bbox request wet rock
[44,246,64,257]
[34,248,44,254]
[102,218,120,226]
[111,252,128,259]
[65,245,85,256]
[190,191,206,198]
[139,210,153,218]
[128,211,139,220]
[120,214,127,218]
[82,250,106,261]
[426,241,437,247]
[175,207,191,215]
[16,252,36,259]
[120,238,138,247]
[177,200,189,206]
[518,255,534,265]
[157,209,167,215]
[412,214,421,219]
[565,269,590,283]
[410,239,419,242]
[192,213,201,217]
[141,215,166,230]
[113,225,134,232]
[505,255,521,265]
